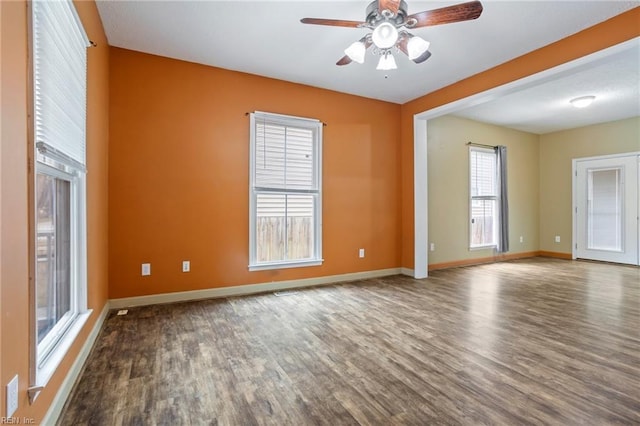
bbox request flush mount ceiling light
[301,0,483,71]
[570,95,596,108]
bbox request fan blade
[301,18,366,28]
[378,0,401,16]
[397,35,432,64]
[336,55,353,66]
[406,0,483,28]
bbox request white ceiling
[453,41,640,134]
[95,0,640,133]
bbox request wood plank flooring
[59,258,640,425]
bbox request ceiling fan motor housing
[365,0,409,27]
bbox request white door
[575,154,639,265]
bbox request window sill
[249,259,324,272]
[470,245,497,251]
[33,310,92,402]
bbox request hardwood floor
[59,258,640,425]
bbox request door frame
[572,151,640,264]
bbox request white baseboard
[41,302,110,425]
[110,268,403,309]
[400,267,415,277]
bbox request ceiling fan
[301,0,483,70]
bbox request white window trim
[28,0,91,401]
[32,151,91,398]
[248,111,323,271]
[469,146,499,250]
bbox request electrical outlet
[182,260,190,272]
[141,263,151,276]
[555,235,561,243]
[6,374,18,418]
[358,248,365,258]
[519,236,524,243]
[430,243,435,251]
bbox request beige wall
[538,116,640,254]
[426,115,639,264]
[426,115,539,265]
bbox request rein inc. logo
[0,418,35,425]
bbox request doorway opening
[412,38,639,277]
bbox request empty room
[1,0,639,424]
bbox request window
[469,147,499,248]
[249,112,323,270]
[30,0,91,392]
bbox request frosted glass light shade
[570,96,596,108]
[407,36,430,60]
[344,41,366,64]
[376,53,397,70]
[372,22,398,49]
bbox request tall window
[249,112,323,270]
[31,0,90,390]
[469,147,498,248]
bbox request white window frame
[469,146,499,249]
[28,0,91,399]
[32,157,89,387]
[249,111,323,271]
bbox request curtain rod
[466,141,497,149]
[245,112,327,126]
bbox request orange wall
[399,7,640,269]
[1,2,29,419]
[109,48,402,299]
[0,0,109,422]
[0,0,4,415]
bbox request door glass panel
[587,168,622,251]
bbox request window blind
[32,0,89,166]
[254,118,316,192]
[470,149,497,197]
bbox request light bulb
[344,41,366,64]
[372,22,398,49]
[407,36,430,60]
[376,52,397,70]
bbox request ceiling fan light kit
[377,51,398,70]
[301,0,483,71]
[344,40,367,64]
[407,36,430,61]
[372,22,399,49]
